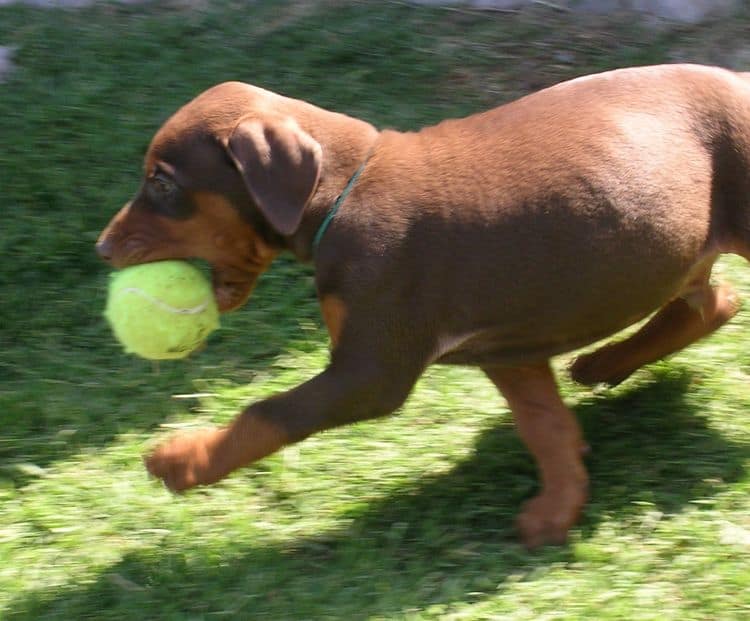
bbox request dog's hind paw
[569,346,632,387]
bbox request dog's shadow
[10,369,748,619]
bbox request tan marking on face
[98,189,279,312]
[321,295,348,349]
[99,191,272,268]
[188,192,279,312]
[185,192,275,266]
[96,201,173,267]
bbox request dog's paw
[516,488,586,549]
[569,346,630,387]
[712,283,742,324]
[144,430,221,492]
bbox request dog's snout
[96,237,113,262]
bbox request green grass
[1,1,750,618]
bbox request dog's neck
[285,115,380,262]
[310,151,373,257]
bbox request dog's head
[96,82,323,312]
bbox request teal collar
[312,157,369,257]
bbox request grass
[1,0,749,618]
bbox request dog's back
[349,65,750,364]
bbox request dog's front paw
[145,430,223,492]
[517,487,586,549]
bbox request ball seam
[117,287,212,315]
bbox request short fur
[97,64,750,547]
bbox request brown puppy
[97,64,750,548]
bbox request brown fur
[97,64,750,547]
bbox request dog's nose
[96,237,113,262]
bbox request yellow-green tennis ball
[105,260,220,360]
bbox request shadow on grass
[8,370,749,620]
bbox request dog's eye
[150,173,176,197]
[144,171,194,219]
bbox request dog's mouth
[96,233,263,313]
[211,264,260,313]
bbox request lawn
[1,1,749,619]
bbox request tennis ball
[105,260,220,360]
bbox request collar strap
[312,156,369,257]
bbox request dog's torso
[314,64,750,366]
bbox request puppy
[97,64,750,547]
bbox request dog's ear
[227,117,322,236]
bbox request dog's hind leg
[570,264,740,387]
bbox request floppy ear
[226,117,323,236]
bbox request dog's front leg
[145,354,421,492]
[484,363,589,548]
